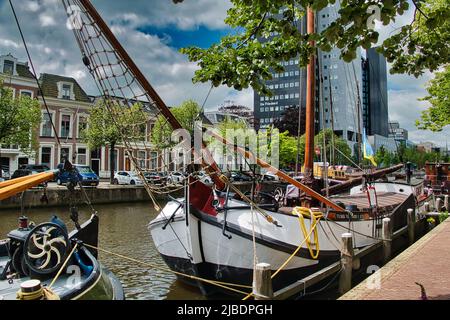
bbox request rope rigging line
[8,0,61,146]
[242,214,324,300]
[82,243,252,295]
[63,0,218,210]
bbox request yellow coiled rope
[292,207,323,260]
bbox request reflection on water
[0,202,205,300]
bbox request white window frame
[19,90,34,98]
[40,111,55,137]
[76,145,89,165]
[57,81,75,100]
[77,113,89,139]
[112,148,120,172]
[150,151,158,170]
[60,112,73,139]
[58,145,73,164]
[40,145,54,169]
[0,55,18,76]
[137,150,147,169]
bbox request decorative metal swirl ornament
[24,223,70,275]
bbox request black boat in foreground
[0,165,124,300]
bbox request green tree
[314,129,352,165]
[151,99,201,149]
[83,100,148,183]
[273,105,304,136]
[176,0,449,95]
[0,81,41,176]
[279,131,302,168]
[416,65,450,132]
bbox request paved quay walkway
[340,217,450,300]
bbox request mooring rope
[82,243,253,296]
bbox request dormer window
[3,60,14,75]
[57,82,75,100]
[62,84,71,100]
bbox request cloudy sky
[0,0,448,147]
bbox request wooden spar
[78,0,225,190]
[0,171,56,201]
[0,172,51,188]
[206,129,345,212]
[322,164,404,195]
[303,7,316,178]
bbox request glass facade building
[362,47,389,137]
[253,2,364,152]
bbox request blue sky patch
[138,25,231,49]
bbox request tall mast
[301,6,316,206]
[72,0,225,190]
[352,63,363,165]
[295,18,305,177]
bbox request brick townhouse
[1,53,163,178]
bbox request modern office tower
[362,47,389,137]
[254,3,364,153]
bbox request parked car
[113,171,144,185]
[157,172,168,184]
[11,168,48,187]
[230,171,253,182]
[144,171,163,185]
[167,171,187,184]
[262,171,279,181]
[1,165,10,180]
[1,169,9,180]
[197,171,212,184]
[56,164,99,187]
[19,164,50,172]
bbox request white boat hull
[149,197,411,294]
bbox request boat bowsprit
[0,214,124,300]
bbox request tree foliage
[416,65,450,132]
[273,105,305,136]
[83,99,149,182]
[151,99,201,149]
[83,100,148,150]
[0,81,41,155]
[374,144,445,168]
[177,0,449,95]
[314,129,352,164]
[279,129,352,168]
[279,131,303,168]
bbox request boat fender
[73,251,94,276]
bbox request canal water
[0,202,207,300]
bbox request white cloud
[23,1,39,12]
[0,0,248,110]
[94,0,231,30]
[39,14,56,26]
[0,39,19,48]
[1,0,446,148]
[388,86,450,147]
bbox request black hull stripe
[160,254,337,296]
[189,206,340,261]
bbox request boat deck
[332,192,409,211]
[0,256,89,300]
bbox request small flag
[363,128,377,167]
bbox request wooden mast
[78,0,225,190]
[301,6,317,206]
